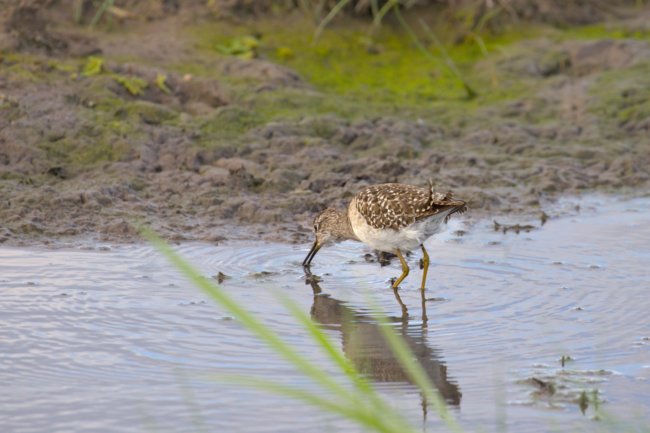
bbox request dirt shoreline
[1,3,649,246]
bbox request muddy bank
[0,3,649,245]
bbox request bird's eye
[314,224,318,232]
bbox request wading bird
[303,182,467,291]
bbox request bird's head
[303,208,350,267]
[437,191,468,223]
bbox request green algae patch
[82,56,104,77]
[1,52,78,83]
[155,74,171,94]
[563,23,650,41]
[114,74,148,95]
[188,15,563,122]
[37,134,131,168]
[192,17,485,102]
[216,35,261,59]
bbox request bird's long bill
[302,241,321,267]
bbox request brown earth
[0,1,649,246]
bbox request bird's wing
[354,183,450,230]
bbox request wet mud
[1,2,649,245]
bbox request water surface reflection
[305,269,462,407]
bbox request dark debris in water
[493,220,537,234]
[529,377,556,396]
[579,390,589,414]
[249,271,277,279]
[540,211,550,226]
[212,271,231,284]
[560,355,575,367]
[178,300,207,306]
[578,390,602,416]
[363,251,395,267]
[519,362,611,416]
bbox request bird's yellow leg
[420,244,430,291]
[392,249,410,289]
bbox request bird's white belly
[349,204,448,253]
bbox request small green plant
[216,36,261,59]
[82,56,104,77]
[155,74,172,94]
[114,75,148,96]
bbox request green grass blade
[143,228,374,409]
[372,0,398,29]
[73,0,84,24]
[217,375,411,433]
[313,0,352,45]
[277,293,415,428]
[279,294,365,382]
[145,229,425,432]
[369,302,464,433]
[89,0,114,28]
[416,17,477,99]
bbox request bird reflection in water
[304,268,462,415]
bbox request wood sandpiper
[303,182,467,291]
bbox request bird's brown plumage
[354,183,466,230]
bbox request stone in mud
[299,115,347,140]
[215,157,264,178]
[535,49,572,77]
[266,168,307,191]
[254,121,305,140]
[498,38,650,78]
[229,166,263,189]
[198,166,230,186]
[332,127,359,146]
[567,39,650,77]
[306,175,346,194]
[179,78,230,109]
[126,100,178,125]
[0,226,13,243]
[222,58,303,87]
[99,219,137,239]
[19,220,44,234]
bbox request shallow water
[1,197,649,433]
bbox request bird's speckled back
[353,183,465,230]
